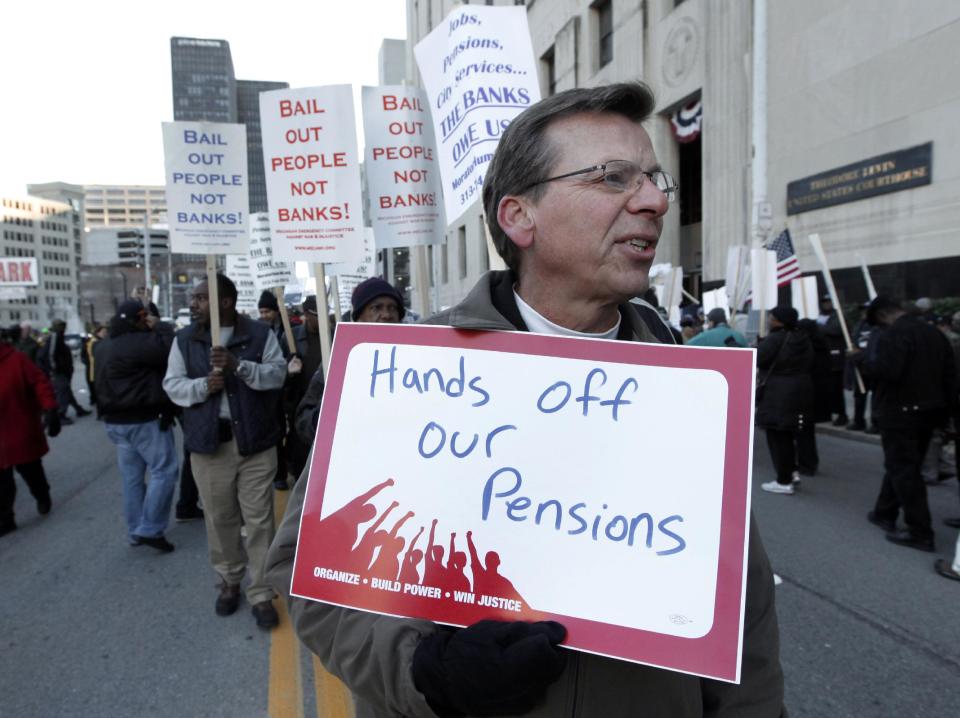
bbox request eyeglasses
[526,160,678,202]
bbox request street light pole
[143,213,151,306]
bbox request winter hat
[258,290,279,311]
[116,299,146,321]
[351,278,405,320]
[706,308,727,325]
[770,305,799,329]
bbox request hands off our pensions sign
[291,324,757,682]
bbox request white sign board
[362,86,445,247]
[791,276,819,320]
[290,325,757,682]
[0,287,27,300]
[259,85,365,263]
[248,212,297,293]
[414,5,541,225]
[702,287,729,317]
[161,122,249,254]
[750,248,778,310]
[725,246,751,312]
[225,254,257,313]
[330,228,379,315]
[0,257,39,286]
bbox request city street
[2,405,959,717]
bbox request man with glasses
[268,83,785,717]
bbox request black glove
[412,620,567,717]
[45,410,62,438]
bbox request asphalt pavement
[2,393,959,717]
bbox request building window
[441,243,449,284]
[541,46,556,97]
[595,0,613,68]
[458,226,468,279]
[678,133,702,226]
[479,216,490,271]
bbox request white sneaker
[761,481,795,495]
[791,471,801,486]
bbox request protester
[687,307,747,348]
[0,325,60,536]
[257,288,297,491]
[847,304,879,433]
[82,324,107,409]
[796,318,832,476]
[856,295,956,552]
[268,82,785,717]
[756,307,814,495]
[921,314,960,483]
[163,273,286,629]
[295,278,406,445]
[282,295,324,482]
[15,321,39,363]
[40,319,91,423]
[95,300,178,552]
[817,295,848,426]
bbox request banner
[225,254,257,314]
[162,122,249,254]
[260,85,365,263]
[248,212,297,293]
[362,86,445,247]
[291,324,756,682]
[414,5,541,225]
[0,257,38,286]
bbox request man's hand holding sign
[267,81,785,718]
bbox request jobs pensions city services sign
[787,142,932,215]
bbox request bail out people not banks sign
[415,5,541,225]
[260,85,365,264]
[362,85,445,247]
[162,122,249,254]
[290,324,756,682]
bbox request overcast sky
[0,0,407,195]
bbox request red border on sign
[290,323,754,682]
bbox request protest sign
[290,324,755,682]
[248,212,296,294]
[702,286,730,317]
[791,276,819,320]
[363,86,445,247]
[328,227,378,316]
[225,254,257,314]
[259,85,365,264]
[0,257,38,286]
[749,248,778,311]
[162,122,249,254]
[414,5,541,225]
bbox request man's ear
[497,195,536,250]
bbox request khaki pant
[191,439,277,605]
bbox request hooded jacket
[0,344,58,468]
[94,318,174,424]
[266,271,786,718]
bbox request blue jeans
[105,420,178,542]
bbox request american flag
[766,229,802,286]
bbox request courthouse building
[404,0,960,310]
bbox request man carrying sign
[268,83,785,716]
[164,274,287,629]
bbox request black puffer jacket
[94,319,174,424]
[860,314,956,426]
[755,327,814,431]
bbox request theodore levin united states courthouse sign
[787,142,932,215]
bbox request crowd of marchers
[3,80,960,717]
[0,275,407,631]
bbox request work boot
[216,582,241,616]
[251,600,279,629]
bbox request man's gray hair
[481,82,657,274]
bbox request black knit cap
[351,278,405,320]
[770,305,799,329]
[258,290,279,311]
